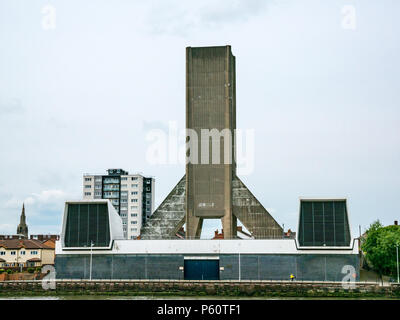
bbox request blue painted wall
[55,253,359,281]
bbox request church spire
[17,203,28,238]
[20,203,26,222]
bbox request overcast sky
[0,0,399,238]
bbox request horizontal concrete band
[56,239,359,255]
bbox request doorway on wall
[184,259,220,280]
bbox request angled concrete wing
[232,175,283,239]
[140,176,186,239]
[141,174,283,239]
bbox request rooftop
[83,171,154,178]
[0,239,54,250]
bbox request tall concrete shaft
[186,46,237,239]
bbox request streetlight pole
[89,240,94,281]
[396,244,399,284]
[238,252,241,281]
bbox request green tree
[362,220,400,278]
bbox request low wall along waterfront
[0,280,399,298]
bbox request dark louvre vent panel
[298,200,351,247]
[64,203,110,247]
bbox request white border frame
[61,199,124,250]
[296,198,354,250]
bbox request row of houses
[0,205,59,270]
[0,238,57,269]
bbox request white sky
[0,0,399,238]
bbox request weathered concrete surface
[140,47,283,240]
[232,176,283,239]
[140,175,283,239]
[186,46,236,239]
[140,176,186,239]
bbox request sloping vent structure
[64,203,110,247]
[62,200,124,249]
[297,199,351,247]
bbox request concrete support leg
[221,211,237,239]
[186,212,203,239]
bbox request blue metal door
[184,260,219,280]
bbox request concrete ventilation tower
[141,46,283,239]
[17,203,29,238]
